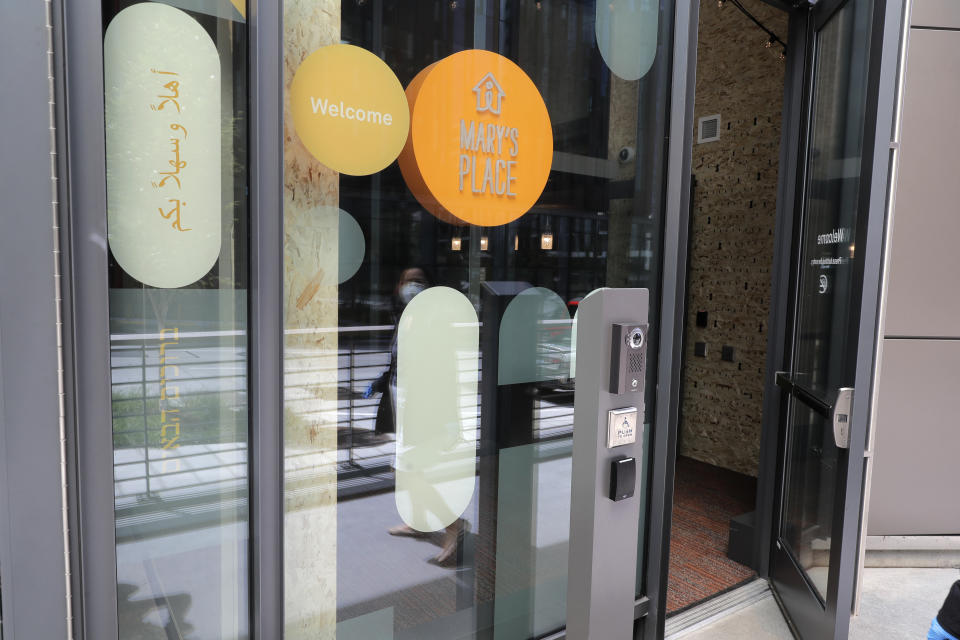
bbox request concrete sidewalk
[669,568,960,639]
[851,568,959,639]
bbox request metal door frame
[751,0,908,638]
[0,2,72,638]
[55,0,285,638]
[643,0,700,637]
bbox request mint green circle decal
[337,209,365,284]
[596,0,659,81]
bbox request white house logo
[458,72,520,197]
[473,72,505,114]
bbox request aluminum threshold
[664,578,773,639]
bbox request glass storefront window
[282,1,674,639]
[101,1,250,637]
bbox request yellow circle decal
[291,44,410,176]
[399,50,553,227]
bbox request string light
[541,218,554,250]
[721,0,787,60]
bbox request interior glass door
[770,0,875,637]
[278,1,676,638]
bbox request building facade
[0,0,953,639]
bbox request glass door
[100,2,252,637]
[769,0,880,637]
[63,0,692,637]
[278,2,677,638]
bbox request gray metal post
[567,288,649,640]
[0,1,71,638]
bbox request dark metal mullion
[784,13,821,386]
[60,0,122,636]
[767,6,820,585]
[755,4,812,580]
[48,0,89,635]
[247,0,285,638]
[765,2,826,626]
[830,0,904,635]
[1,0,75,638]
[767,10,843,634]
[643,0,700,637]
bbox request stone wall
[678,0,788,477]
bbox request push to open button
[607,407,638,448]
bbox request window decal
[498,287,572,385]
[399,49,553,227]
[290,44,410,176]
[596,0,659,81]
[395,287,479,532]
[104,2,221,288]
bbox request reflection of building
[3,1,959,640]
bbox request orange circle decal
[399,50,553,227]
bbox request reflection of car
[534,330,576,394]
[537,340,572,385]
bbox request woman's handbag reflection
[364,267,469,567]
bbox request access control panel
[609,323,648,395]
[567,288,648,640]
[609,456,636,502]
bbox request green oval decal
[395,287,479,532]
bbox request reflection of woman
[364,267,430,435]
[365,267,468,566]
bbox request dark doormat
[667,456,758,614]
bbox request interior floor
[667,0,789,618]
[667,456,758,614]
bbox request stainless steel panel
[885,30,960,337]
[911,0,960,29]
[868,339,960,535]
[567,288,648,640]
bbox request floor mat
[667,456,758,613]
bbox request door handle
[774,372,832,418]
[831,387,854,449]
[775,373,854,449]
